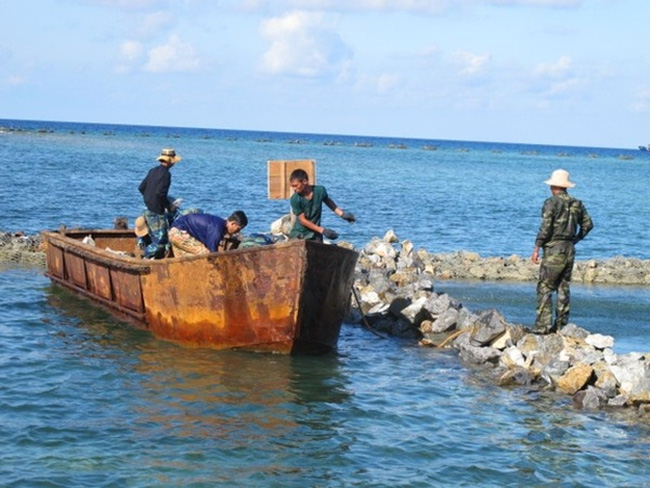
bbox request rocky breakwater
[426,251,650,285]
[0,231,46,267]
[347,230,650,415]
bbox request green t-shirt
[289,185,328,240]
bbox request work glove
[322,228,339,240]
[340,211,356,223]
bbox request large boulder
[573,386,608,409]
[399,297,428,326]
[498,366,534,387]
[585,333,615,350]
[454,332,502,365]
[609,354,650,404]
[556,363,594,395]
[468,309,508,347]
[423,293,454,319]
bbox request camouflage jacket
[535,191,593,248]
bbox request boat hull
[42,229,358,354]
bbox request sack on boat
[239,233,277,248]
[270,214,294,236]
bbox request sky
[1,0,649,148]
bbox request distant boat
[639,145,650,151]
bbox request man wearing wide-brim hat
[137,148,182,258]
[531,169,594,334]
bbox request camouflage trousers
[168,227,209,257]
[534,241,576,333]
[137,208,204,259]
[139,210,170,259]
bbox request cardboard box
[267,160,316,199]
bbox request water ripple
[3,244,650,484]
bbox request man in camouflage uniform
[531,169,593,334]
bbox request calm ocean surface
[2,119,650,487]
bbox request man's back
[536,192,593,247]
[173,213,226,252]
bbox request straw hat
[156,148,182,164]
[544,169,575,188]
[134,216,149,237]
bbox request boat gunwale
[41,229,359,269]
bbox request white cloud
[534,55,572,78]
[137,11,174,38]
[260,11,353,78]
[531,55,586,98]
[5,76,27,86]
[115,40,144,74]
[547,77,583,95]
[283,0,451,14]
[244,0,580,14]
[377,73,401,93]
[420,44,442,58]
[82,0,165,10]
[120,41,144,62]
[144,35,202,73]
[450,50,490,76]
[489,0,581,6]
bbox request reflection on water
[2,271,650,486]
[130,348,351,443]
[41,280,357,484]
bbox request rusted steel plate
[65,252,88,290]
[92,236,138,254]
[86,261,112,300]
[46,244,65,279]
[139,243,305,349]
[110,269,145,314]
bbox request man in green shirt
[288,169,356,241]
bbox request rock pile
[0,232,45,267]
[425,251,650,285]
[347,230,650,414]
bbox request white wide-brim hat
[544,169,575,188]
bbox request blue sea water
[2,119,650,487]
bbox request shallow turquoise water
[2,119,650,487]
[1,270,650,487]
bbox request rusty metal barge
[41,228,358,354]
